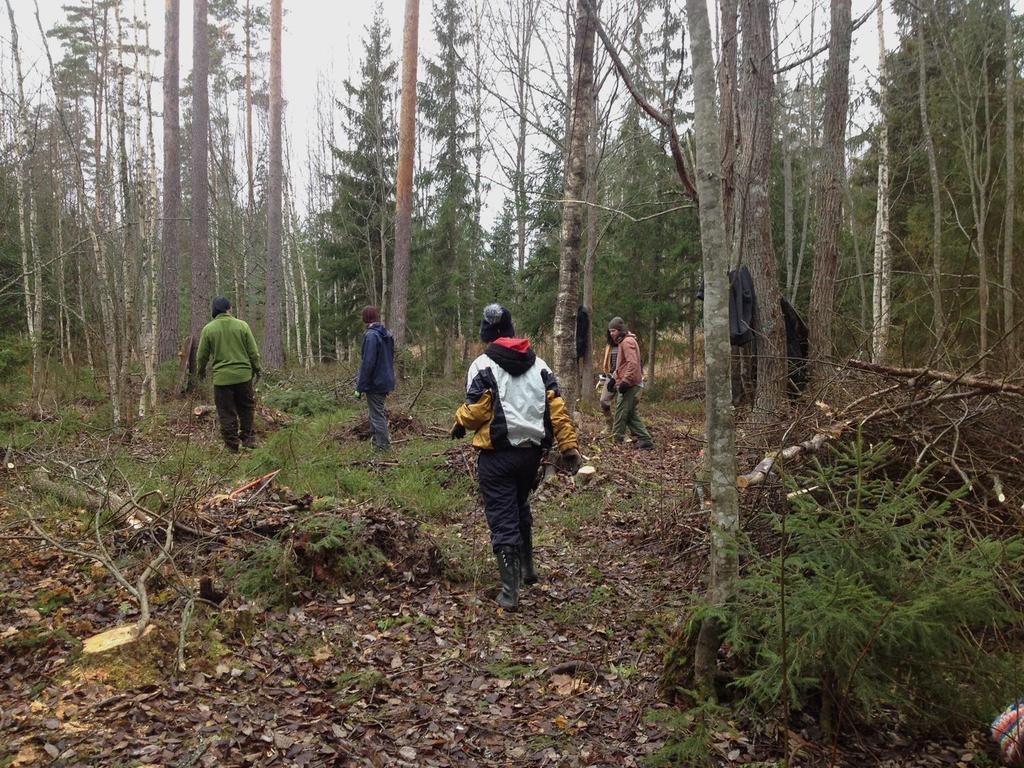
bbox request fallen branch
[846,359,1024,397]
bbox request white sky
[7,0,1019,222]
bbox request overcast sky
[9,0,1015,221]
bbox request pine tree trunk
[737,0,786,420]
[871,0,892,364]
[190,0,211,376]
[685,0,739,695]
[916,8,945,344]
[264,0,285,367]
[243,0,256,318]
[390,0,420,350]
[158,0,181,364]
[554,0,595,415]
[807,0,852,385]
[1003,0,1016,362]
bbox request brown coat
[615,333,643,388]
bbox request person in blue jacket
[355,306,396,450]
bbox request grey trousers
[366,392,391,449]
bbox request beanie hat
[608,316,626,333]
[993,700,1024,765]
[362,305,380,325]
[480,303,515,343]
[212,297,231,318]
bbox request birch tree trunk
[554,0,596,415]
[190,0,211,370]
[5,0,43,399]
[264,0,285,367]
[390,0,420,350]
[871,0,892,363]
[807,0,852,385]
[736,0,786,420]
[685,0,739,695]
[916,7,945,344]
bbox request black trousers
[214,379,255,448]
[477,446,543,551]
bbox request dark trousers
[477,446,543,551]
[214,379,255,449]
[365,392,390,449]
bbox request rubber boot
[494,545,520,611]
[520,526,538,586]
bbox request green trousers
[612,385,653,445]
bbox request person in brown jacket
[608,317,653,449]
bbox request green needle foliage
[726,438,1024,733]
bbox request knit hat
[480,303,515,343]
[608,316,626,333]
[992,700,1024,765]
[361,305,380,325]
[212,297,231,318]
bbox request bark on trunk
[390,0,420,350]
[685,0,739,696]
[190,0,211,364]
[737,0,786,420]
[719,0,739,257]
[871,0,892,363]
[1003,0,1016,362]
[264,0,285,367]
[581,97,599,404]
[916,8,944,344]
[554,0,596,415]
[807,0,852,385]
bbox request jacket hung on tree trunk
[196,314,261,386]
[454,338,577,453]
[356,323,396,394]
[614,332,643,389]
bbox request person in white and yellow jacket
[451,304,581,611]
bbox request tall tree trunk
[581,95,599,405]
[554,0,595,415]
[390,0,420,350]
[685,0,739,695]
[191,0,211,369]
[5,0,43,400]
[719,0,739,256]
[807,0,852,384]
[916,6,944,345]
[243,0,256,318]
[1003,0,1016,362]
[871,0,892,363]
[158,0,181,364]
[737,0,786,420]
[264,0,285,367]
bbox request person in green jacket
[196,297,262,452]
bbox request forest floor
[0,368,1001,767]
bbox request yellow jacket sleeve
[547,390,578,452]
[454,389,493,432]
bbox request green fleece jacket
[196,314,261,386]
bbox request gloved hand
[617,381,631,394]
[450,424,466,439]
[252,368,261,383]
[354,390,362,399]
[606,377,616,393]
[562,448,583,473]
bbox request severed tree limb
[737,433,830,488]
[579,0,698,199]
[846,359,1024,396]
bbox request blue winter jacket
[356,323,396,394]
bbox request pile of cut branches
[740,359,1024,529]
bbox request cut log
[736,433,830,489]
[573,464,598,487]
[192,404,216,417]
[82,622,155,654]
[30,468,150,528]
